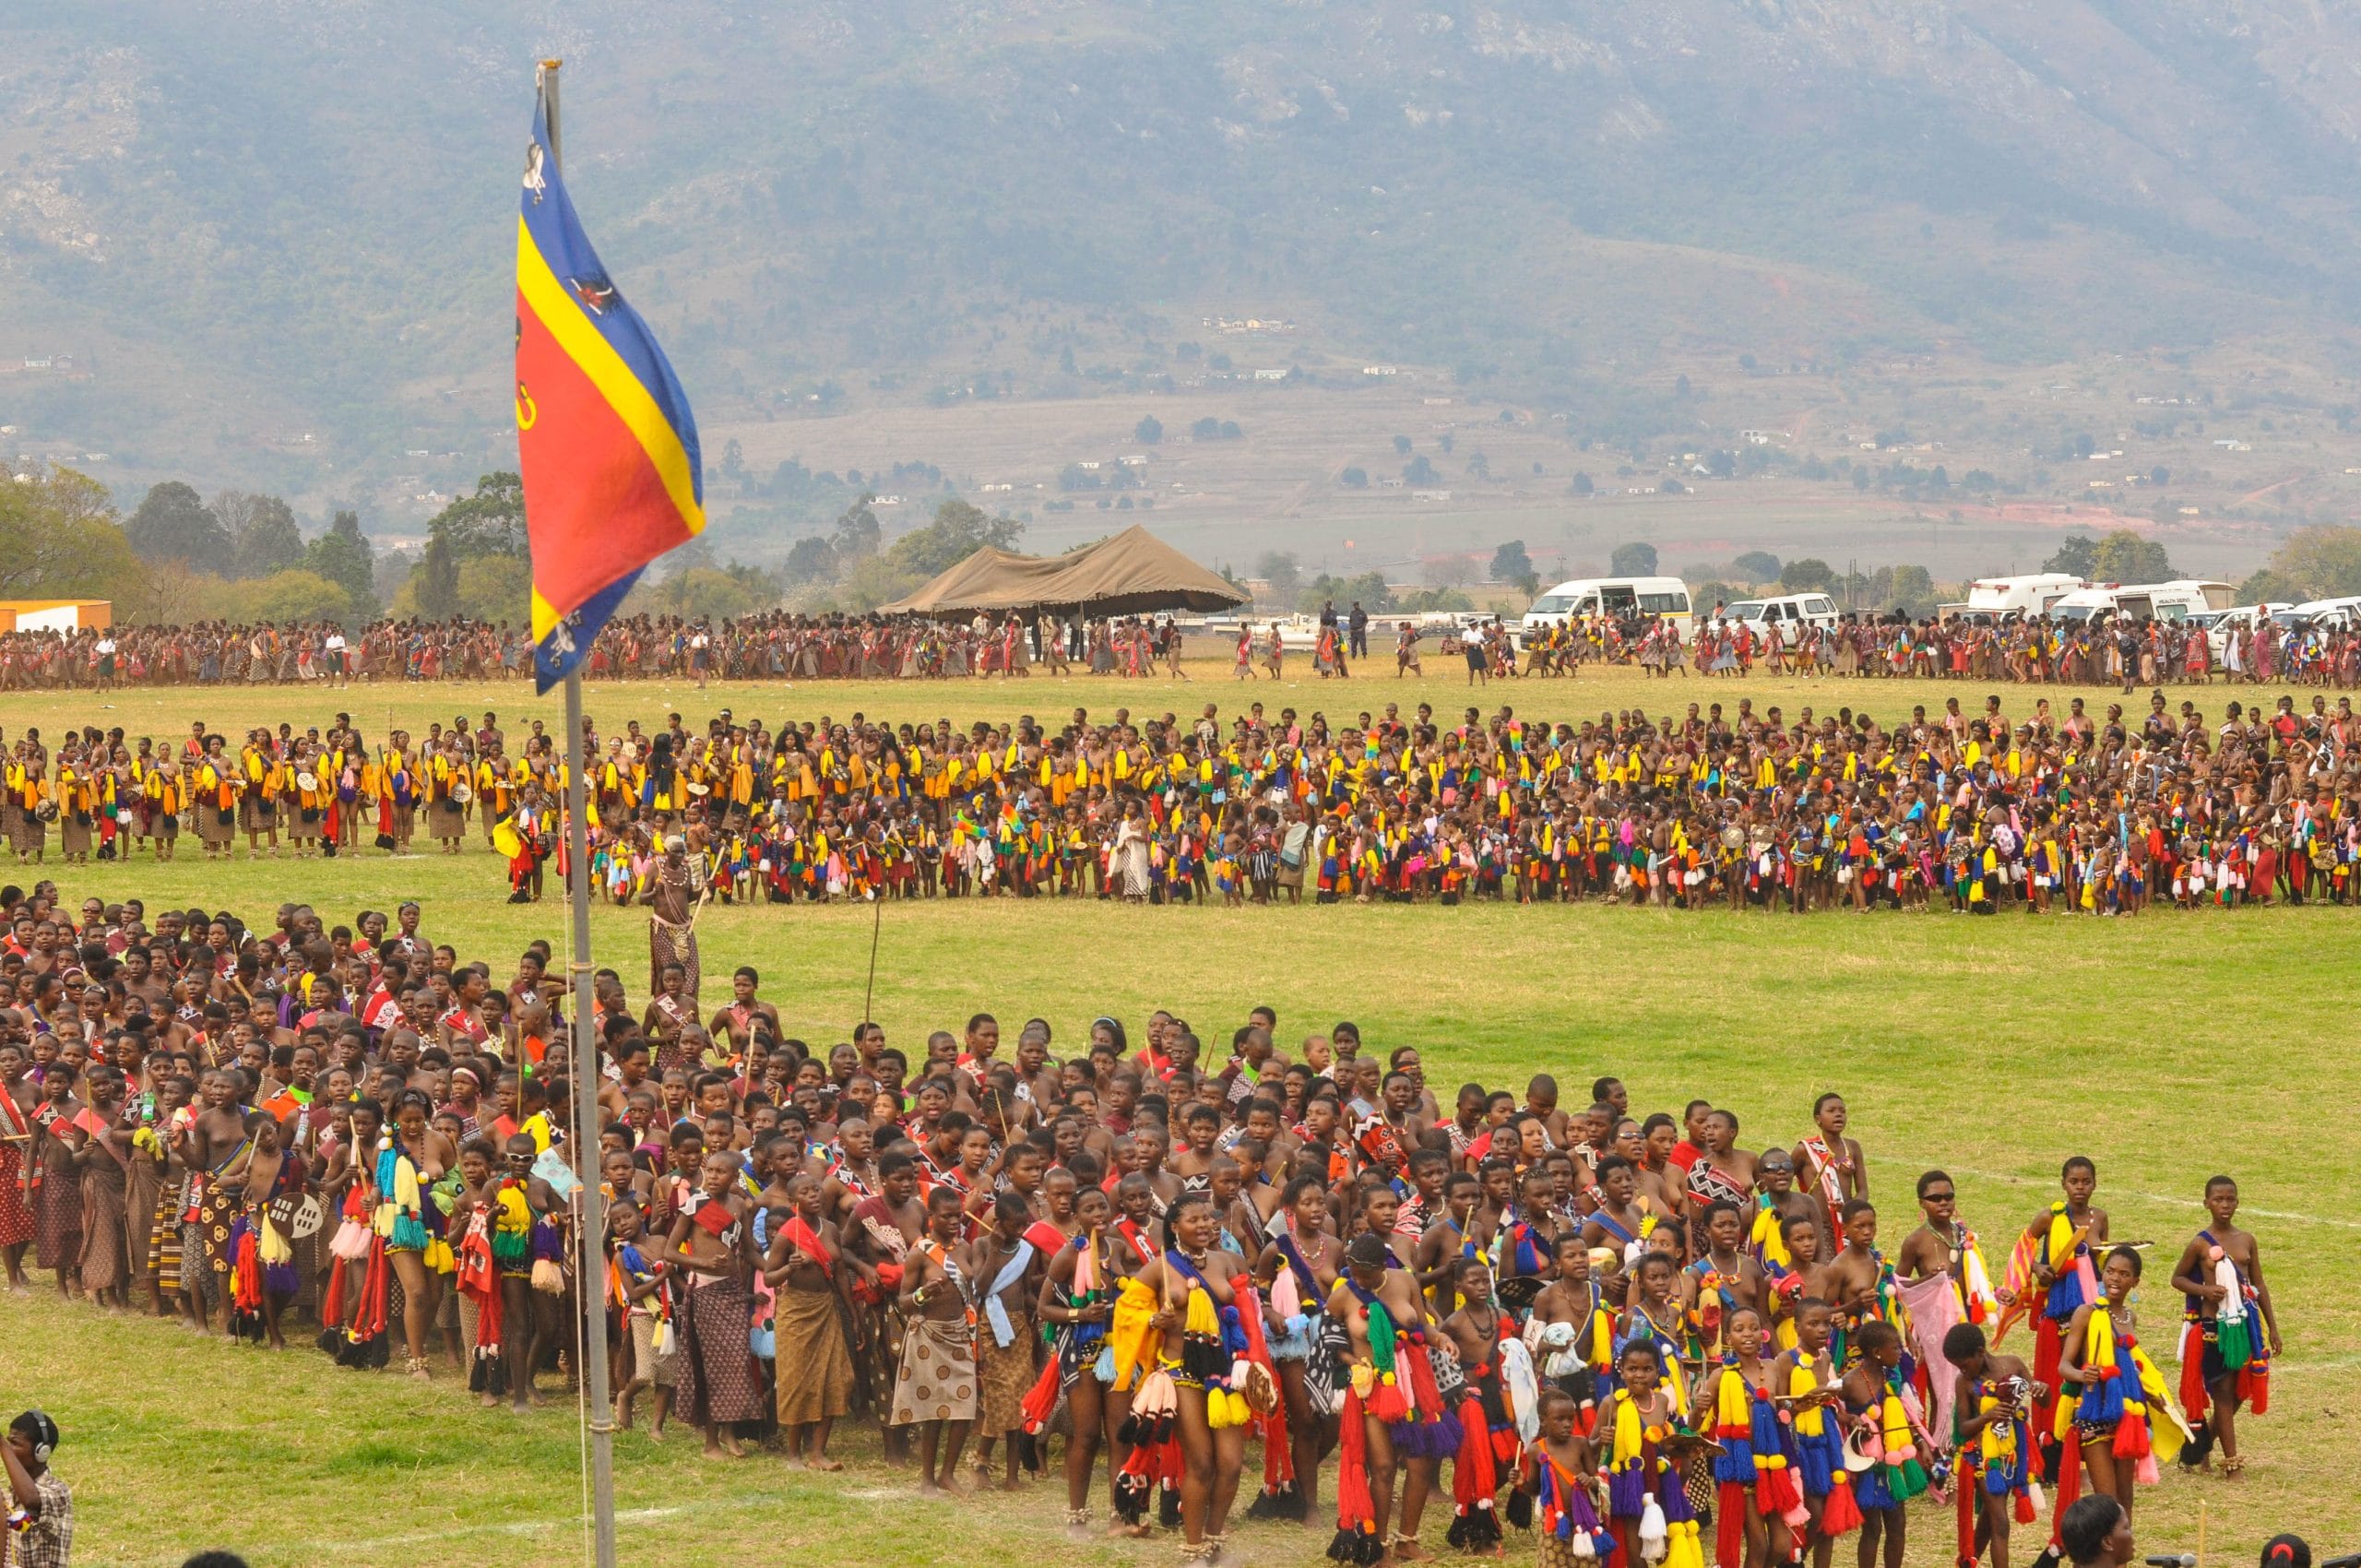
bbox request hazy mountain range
[6,0,2361,524]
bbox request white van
[2204,602,2295,660]
[2110,580,2235,622]
[1718,591,1841,636]
[1520,576,1692,645]
[2046,586,2119,623]
[2049,580,2233,624]
[1964,573,2086,617]
[2289,596,2361,634]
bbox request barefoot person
[2059,1245,2185,1521]
[764,1170,853,1470]
[2167,1175,2279,1478]
[665,1147,763,1457]
[894,1186,980,1494]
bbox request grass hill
[5,0,2360,564]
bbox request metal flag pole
[539,56,620,1568]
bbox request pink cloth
[1897,1270,1964,1441]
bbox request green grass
[5,661,2355,1566]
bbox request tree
[1609,541,1658,576]
[1570,472,1594,496]
[1423,554,1475,589]
[304,510,376,603]
[216,491,305,579]
[455,554,531,622]
[1733,550,1780,583]
[1338,467,1368,488]
[1489,540,1536,586]
[246,567,359,625]
[2044,534,2099,577]
[2267,526,2361,598]
[1779,557,1839,593]
[409,532,461,617]
[1394,435,1413,456]
[125,481,231,572]
[783,535,840,586]
[1134,415,1163,445]
[427,472,528,562]
[830,493,883,561]
[1403,455,1439,485]
[1885,564,1938,616]
[0,465,148,605]
[2235,568,2305,605]
[2089,529,2173,584]
[1257,552,1303,602]
[884,499,1023,578]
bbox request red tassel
[2047,1429,2081,1543]
[2240,1360,2270,1416]
[1955,1466,1978,1568]
[1453,1396,1497,1516]
[1367,1378,1410,1426]
[2011,1487,2036,1526]
[1233,1284,1293,1489]
[2032,1317,2064,1462]
[1335,1390,1376,1535]
[320,1241,350,1326]
[1717,1481,1748,1568]
[231,1228,263,1315]
[2177,1322,2211,1427]
[1756,1464,1804,1523]
[1404,1336,1445,1422]
[2112,1409,2151,1461]
[1820,1473,1864,1538]
[1019,1356,1062,1434]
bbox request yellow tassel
[1184,1282,1218,1338]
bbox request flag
[514,83,702,692]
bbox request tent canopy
[880,525,1249,617]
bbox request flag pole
[539,55,620,1568]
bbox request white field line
[1952,1166,2361,1230]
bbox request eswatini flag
[514,82,702,692]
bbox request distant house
[1362,365,1397,376]
[1422,397,1453,407]
[979,482,1014,493]
[1253,368,1287,381]
[1412,489,1453,502]
[1118,455,1147,467]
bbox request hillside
[5,0,2361,567]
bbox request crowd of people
[4,602,2355,695]
[6,687,2360,918]
[0,885,2284,1568]
[0,612,1192,690]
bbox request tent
[880,525,1249,617]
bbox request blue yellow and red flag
[514,86,702,692]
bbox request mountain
[6,0,2360,532]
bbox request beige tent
[881,525,1249,617]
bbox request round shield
[451,780,475,805]
[295,770,318,792]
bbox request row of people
[0,886,2283,1568]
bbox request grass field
[3,660,2355,1567]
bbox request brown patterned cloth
[674,1277,765,1427]
[890,1314,979,1426]
[32,1146,81,1273]
[77,1155,129,1293]
[773,1283,854,1425]
[976,1310,1038,1435]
